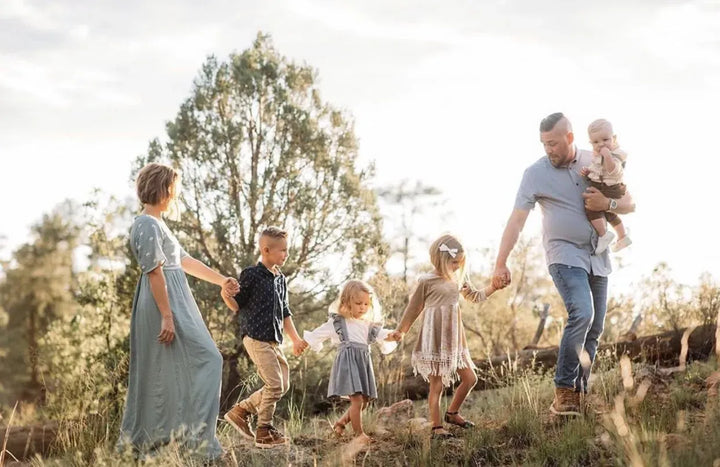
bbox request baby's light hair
[588,118,614,135]
[330,280,383,323]
[429,234,467,287]
[136,163,180,207]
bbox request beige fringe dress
[398,273,487,387]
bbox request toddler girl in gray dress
[302,280,396,445]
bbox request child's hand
[386,331,404,342]
[461,283,473,294]
[599,147,612,158]
[292,339,309,356]
[579,167,590,177]
[222,277,240,297]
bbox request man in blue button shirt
[492,113,635,416]
[221,227,308,447]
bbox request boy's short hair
[260,226,288,240]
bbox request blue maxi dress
[116,214,223,460]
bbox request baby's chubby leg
[590,216,607,236]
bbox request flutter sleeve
[132,217,166,274]
[302,318,338,352]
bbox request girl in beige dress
[390,234,503,440]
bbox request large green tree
[138,33,384,300]
[135,33,386,409]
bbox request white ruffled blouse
[303,317,397,355]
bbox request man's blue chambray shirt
[514,148,612,276]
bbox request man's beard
[548,156,563,169]
[548,154,565,168]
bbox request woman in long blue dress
[117,163,238,460]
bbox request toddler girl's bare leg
[447,367,478,414]
[348,394,365,435]
[361,396,370,411]
[428,375,444,428]
[336,409,351,427]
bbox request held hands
[220,287,235,301]
[492,264,511,290]
[386,330,404,342]
[221,277,240,297]
[158,313,175,344]
[292,339,309,356]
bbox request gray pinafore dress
[327,314,381,400]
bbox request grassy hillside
[18,352,720,466]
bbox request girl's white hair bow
[439,243,458,258]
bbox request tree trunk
[398,323,717,399]
[28,310,38,387]
[628,314,643,335]
[525,303,550,349]
[0,422,58,462]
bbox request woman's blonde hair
[136,163,181,217]
[329,280,383,323]
[429,233,467,287]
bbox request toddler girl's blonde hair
[429,234,467,287]
[328,280,383,323]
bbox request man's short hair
[260,226,288,240]
[539,112,567,132]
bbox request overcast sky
[2,0,719,296]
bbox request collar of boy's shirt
[257,261,283,277]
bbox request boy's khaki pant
[237,336,290,427]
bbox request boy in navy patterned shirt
[221,227,307,448]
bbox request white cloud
[636,2,720,70]
[0,0,59,31]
